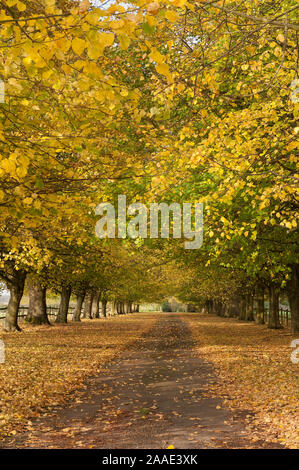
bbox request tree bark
[111,301,116,316]
[227,297,240,317]
[4,270,26,332]
[117,302,124,314]
[238,296,246,320]
[82,291,93,319]
[27,279,50,325]
[55,285,71,324]
[245,293,254,321]
[256,289,265,324]
[206,300,213,314]
[92,291,100,318]
[72,291,85,322]
[287,264,299,333]
[101,299,107,317]
[268,284,282,329]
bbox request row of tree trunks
[3,271,141,330]
[71,294,139,321]
[287,264,299,333]
[114,301,139,315]
[237,287,281,329]
[208,282,296,331]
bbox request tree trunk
[27,279,50,325]
[4,270,26,332]
[55,285,71,324]
[287,264,299,333]
[101,299,107,317]
[136,304,140,313]
[227,297,240,317]
[245,293,254,321]
[72,291,85,322]
[117,302,124,314]
[238,296,246,320]
[82,291,93,319]
[106,301,111,316]
[214,300,223,316]
[92,291,100,318]
[268,284,282,329]
[111,301,116,316]
[256,289,265,324]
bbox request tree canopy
[0,0,298,331]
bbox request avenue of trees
[0,0,298,332]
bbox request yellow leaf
[156,63,170,76]
[147,2,160,15]
[165,10,178,23]
[119,35,131,51]
[110,20,125,30]
[79,0,90,13]
[72,38,86,56]
[99,32,114,48]
[150,49,164,64]
[17,1,26,11]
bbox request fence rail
[0,305,75,320]
[253,307,291,327]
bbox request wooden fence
[0,305,292,327]
[0,305,75,321]
[253,307,291,327]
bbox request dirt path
[1,314,282,449]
